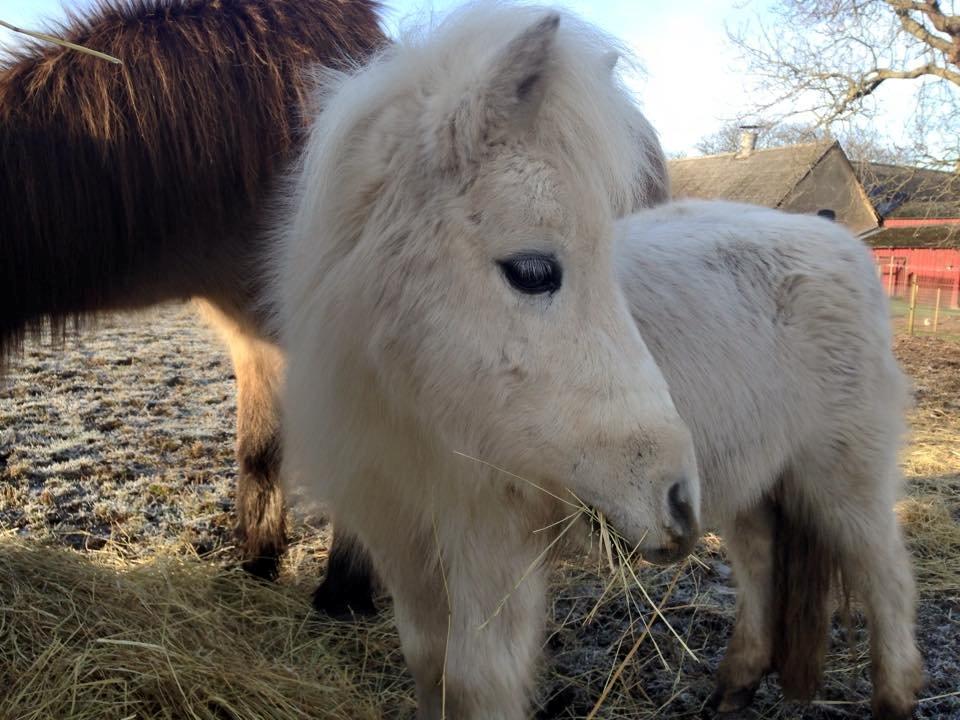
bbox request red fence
[872,246,960,308]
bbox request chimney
[736,125,760,158]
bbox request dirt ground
[1,304,958,719]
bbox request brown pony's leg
[196,300,287,580]
[198,298,381,598]
[710,499,776,713]
[312,529,378,617]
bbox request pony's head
[278,4,697,562]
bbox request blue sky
[0,0,913,155]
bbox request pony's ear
[480,13,560,133]
[434,13,559,172]
[602,51,619,74]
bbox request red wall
[883,218,960,228]
[872,247,960,308]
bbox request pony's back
[615,199,906,516]
[0,0,384,361]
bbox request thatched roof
[854,162,960,219]
[668,142,835,207]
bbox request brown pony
[0,0,385,581]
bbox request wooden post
[907,277,919,335]
[933,287,942,334]
[887,254,896,297]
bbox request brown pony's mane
[0,0,385,362]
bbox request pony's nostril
[667,479,696,536]
[668,479,690,507]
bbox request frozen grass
[1,307,958,719]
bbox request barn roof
[668,141,835,207]
[864,224,960,249]
[854,162,960,219]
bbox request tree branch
[729,0,960,165]
[847,62,960,104]
[916,2,960,37]
[885,0,960,64]
[887,3,954,52]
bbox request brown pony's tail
[770,483,844,701]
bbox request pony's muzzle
[645,479,699,565]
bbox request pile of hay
[897,335,960,595]
[0,528,710,720]
[1,491,957,719]
[0,534,412,720]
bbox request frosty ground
[1,304,957,719]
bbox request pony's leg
[371,529,449,720]
[710,500,776,713]
[368,508,550,720]
[436,551,547,720]
[807,479,923,720]
[232,335,287,580]
[196,301,287,580]
[312,528,378,617]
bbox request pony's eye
[497,253,562,295]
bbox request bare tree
[730,0,960,169]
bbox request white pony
[309,196,925,718]
[274,4,699,718]
[615,200,922,720]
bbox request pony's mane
[275,2,660,328]
[0,0,384,363]
[0,0,383,137]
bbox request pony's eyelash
[497,252,562,295]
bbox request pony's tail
[770,483,843,701]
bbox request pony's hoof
[241,555,281,582]
[707,680,760,714]
[872,655,923,719]
[872,697,918,720]
[312,578,377,619]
